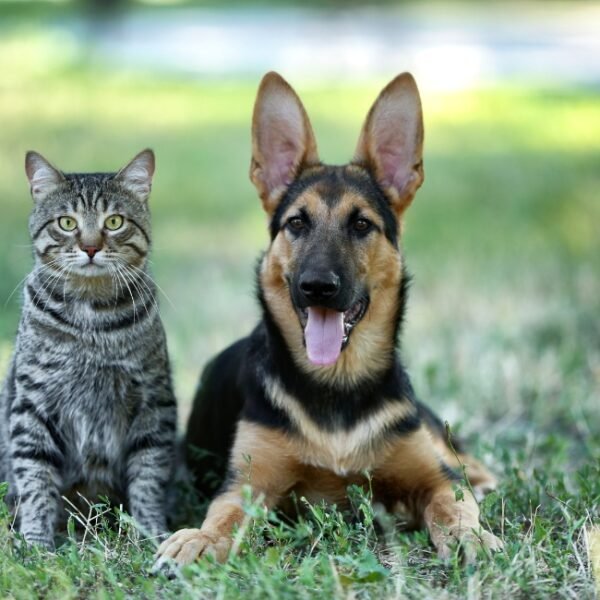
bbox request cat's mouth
[73,255,109,276]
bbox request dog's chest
[266,378,408,476]
[296,424,383,476]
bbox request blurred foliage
[0,23,599,409]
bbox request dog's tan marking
[265,376,415,475]
[423,428,498,499]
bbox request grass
[0,19,599,599]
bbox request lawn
[0,18,599,600]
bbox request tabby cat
[0,149,177,549]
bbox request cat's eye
[58,216,77,232]
[104,215,124,231]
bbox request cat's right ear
[115,149,155,202]
[25,151,65,202]
[250,72,319,215]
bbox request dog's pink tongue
[304,307,344,366]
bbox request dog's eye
[353,218,371,233]
[287,217,305,232]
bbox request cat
[0,149,177,549]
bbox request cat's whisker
[35,260,69,298]
[30,261,69,308]
[106,263,123,308]
[111,257,155,313]
[115,265,145,313]
[5,271,39,308]
[42,262,72,312]
[112,263,138,323]
[118,265,153,320]
[123,261,176,310]
[113,266,126,308]
[4,260,61,307]
[118,261,161,316]
[63,264,74,305]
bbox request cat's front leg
[125,382,177,540]
[126,444,173,539]
[9,393,64,549]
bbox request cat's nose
[82,246,99,259]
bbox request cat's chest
[58,360,144,459]
[68,402,128,460]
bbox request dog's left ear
[354,73,424,216]
[250,72,320,215]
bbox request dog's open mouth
[298,297,369,367]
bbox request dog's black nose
[299,270,341,303]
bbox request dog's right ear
[250,72,320,215]
[25,151,65,202]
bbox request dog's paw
[153,528,231,570]
[472,480,497,503]
[433,526,503,564]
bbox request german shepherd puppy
[156,72,502,567]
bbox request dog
[155,72,502,567]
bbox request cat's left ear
[25,151,65,202]
[115,149,155,202]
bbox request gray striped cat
[0,149,177,549]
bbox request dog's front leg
[155,421,298,567]
[154,489,247,566]
[422,482,502,562]
[376,426,502,563]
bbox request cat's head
[25,149,155,280]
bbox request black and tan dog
[156,72,502,566]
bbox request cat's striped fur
[0,149,177,548]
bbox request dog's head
[252,73,424,380]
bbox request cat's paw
[22,534,55,552]
[153,528,232,570]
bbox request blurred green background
[0,0,598,438]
